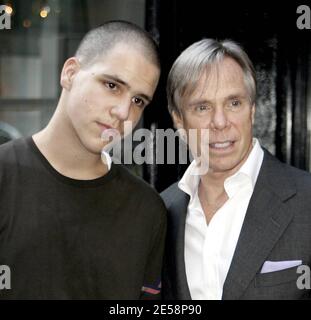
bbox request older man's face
[174,57,255,176]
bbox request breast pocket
[255,266,300,287]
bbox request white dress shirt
[179,138,264,300]
[101,150,112,171]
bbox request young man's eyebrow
[139,94,152,104]
[100,73,152,103]
[101,74,129,87]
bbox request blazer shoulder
[267,150,311,182]
[262,150,311,197]
[160,182,179,207]
[161,182,188,209]
[284,163,311,190]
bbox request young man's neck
[33,107,108,180]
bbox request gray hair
[75,20,160,69]
[167,39,256,116]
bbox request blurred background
[0,0,310,192]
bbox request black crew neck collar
[27,136,118,188]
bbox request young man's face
[61,42,160,154]
[174,57,255,176]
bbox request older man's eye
[195,105,209,112]
[231,100,241,107]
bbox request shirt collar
[224,138,263,197]
[178,158,201,201]
[101,150,112,171]
[178,138,264,199]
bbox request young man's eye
[132,97,145,107]
[105,82,117,90]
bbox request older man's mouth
[209,141,235,150]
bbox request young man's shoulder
[0,138,32,192]
[115,164,166,210]
[0,137,30,163]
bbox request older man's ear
[251,104,256,125]
[172,110,184,130]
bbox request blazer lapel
[168,189,192,299]
[222,151,297,300]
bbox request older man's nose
[210,108,229,130]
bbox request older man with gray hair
[161,38,311,300]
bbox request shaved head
[75,20,160,70]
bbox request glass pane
[0,0,146,144]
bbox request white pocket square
[260,260,302,274]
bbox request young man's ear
[60,57,80,91]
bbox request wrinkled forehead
[176,58,249,107]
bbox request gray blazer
[161,150,311,299]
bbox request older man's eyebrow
[100,73,152,103]
[225,94,248,100]
[187,92,249,105]
[187,99,211,107]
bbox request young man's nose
[110,99,131,120]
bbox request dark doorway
[144,0,311,192]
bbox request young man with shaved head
[0,21,166,300]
